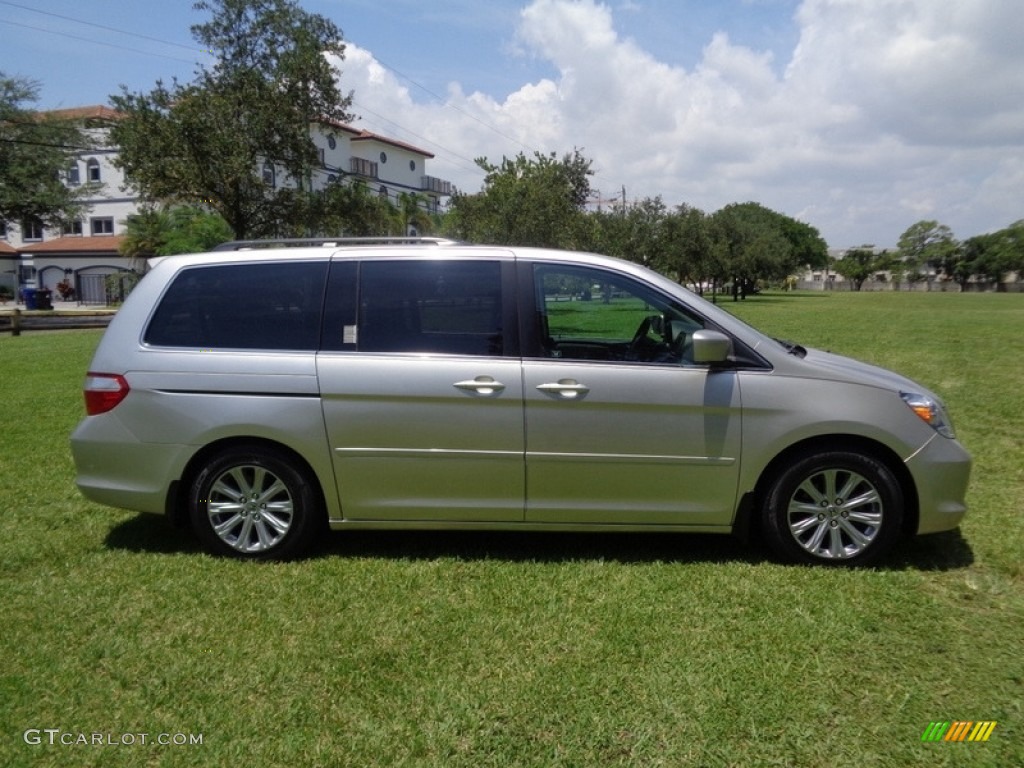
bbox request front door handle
[454,376,505,396]
[536,379,590,399]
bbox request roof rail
[212,236,461,251]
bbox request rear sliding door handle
[453,376,505,396]
[536,379,590,399]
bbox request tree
[392,192,436,237]
[709,202,822,300]
[896,220,958,290]
[959,221,1024,289]
[834,246,885,291]
[120,204,233,267]
[0,73,93,227]
[445,149,593,248]
[655,204,712,289]
[315,181,394,236]
[109,0,353,239]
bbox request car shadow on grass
[104,514,975,571]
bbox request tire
[762,450,903,566]
[188,444,323,560]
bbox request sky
[2,0,1022,248]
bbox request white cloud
[339,0,1024,247]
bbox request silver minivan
[71,239,971,565]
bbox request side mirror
[691,330,732,364]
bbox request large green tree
[959,220,1024,289]
[109,0,353,239]
[445,150,593,248]
[0,74,93,228]
[120,204,233,268]
[709,202,826,299]
[833,246,890,291]
[896,220,958,290]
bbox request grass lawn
[1,292,1022,767]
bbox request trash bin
[22,287,37,310]
[35,288,53,310]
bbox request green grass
[1,296,1022,767]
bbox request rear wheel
[188,445,323,560]
[762,451,903,566]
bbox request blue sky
[3,0,1021,248]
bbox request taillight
[84,373,130,415]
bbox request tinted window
[359,260,504,356]
[533,264,705,365]
[145,262,328,350]
[320,260,358,351]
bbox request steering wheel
[628,315,654,350]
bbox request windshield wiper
[775,338,807,358]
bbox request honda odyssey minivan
[71,238,971,564]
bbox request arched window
[86,158,101,183]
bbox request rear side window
[144,262,328,350]
[358,260,504,356]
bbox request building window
[379,151,387,164]
[262,162,276,187]
[86,158,101,183]
[350,157,378,178]
[67,162,81,186]
[0,220,7,239]
[317,148,325,165]
[378,186,389,202]
[22,218,44,241]
[327,134,336,150]
[91,217,114,235]
[62,220,84,236]
[409,160,416,172]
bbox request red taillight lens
[84,373,130,415]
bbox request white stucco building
[0,106,450,305]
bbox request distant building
[1,106,450,304]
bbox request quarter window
[144,262,328,350]
[358,260,504,356]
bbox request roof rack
[212,236,461,251]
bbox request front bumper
[905,433,972,534]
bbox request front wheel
[762,451,904,566]
[188,445,323,560]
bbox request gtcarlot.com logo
[24,729,203,747]
[921,721,997,742]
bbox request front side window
[358,260,504,356]
[86,158,101,183]
[67,162,81,185]
[532,264,705,365]
[144,262,328,350]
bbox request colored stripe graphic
[921,721,997,742]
